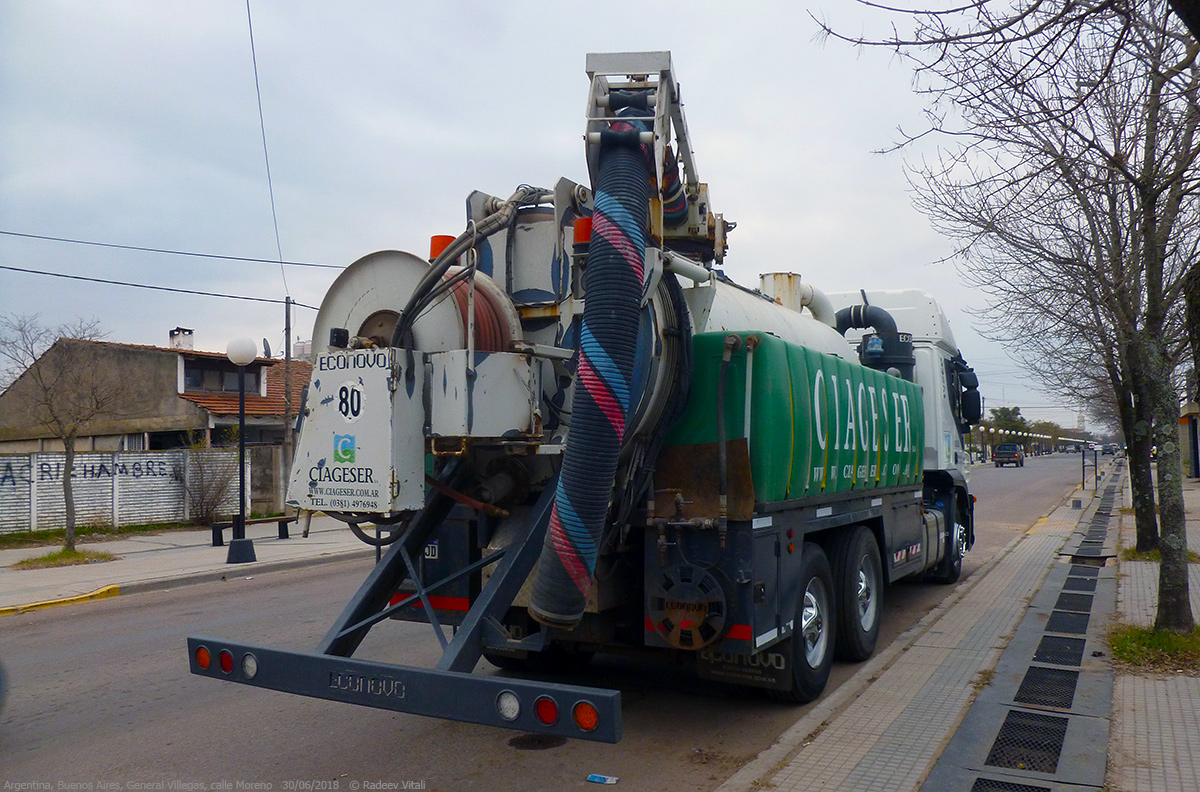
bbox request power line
[1,264,317,310]
[245,0,289,296]
[0,229,341,268]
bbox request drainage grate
[1014,666,1079,709]
[1054,592,1094,612]
[971,779,1051,792]
[1070,565,1100,577]
[1062,577,1098,592]
[1033,635,1086,666]
[1046,610,1090,634]
[985,710,1069,773]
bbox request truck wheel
[526,643,594,675]
[828,526,882,662]
[775,544,835,704]
[930,492,964,585]
[484,643,594,675]
[483,650,531,672]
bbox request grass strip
[1109,623,1200,674]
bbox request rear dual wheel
[776,544,835,704]
[828,526,883,662]
[777,531,883,704]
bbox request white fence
[0,450,246,534]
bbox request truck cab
[824,288,981,574]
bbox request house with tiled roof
[0,329,312,454]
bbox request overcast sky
[0,1,1084,428]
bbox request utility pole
[283,296,293,511]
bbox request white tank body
[682,274,855,359]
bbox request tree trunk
[1146,340,1195,632]
[1118,350,1160,551]
[1128,431,1159,552]
[1187,263,1200,401]
[62,433,77,553]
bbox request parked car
[993,443,1025,467]
[1103,443,1120,455]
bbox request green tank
[663,331,925,508]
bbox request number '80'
[338,384,362,420]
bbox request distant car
[1103,443,1120,455]
[993,443,1025,467]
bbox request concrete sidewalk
[720,462,1200,792]
[0,514,373,613]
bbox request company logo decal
[334,434,356,464]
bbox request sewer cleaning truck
[188,51,982,743]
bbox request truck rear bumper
[187,636,621,743]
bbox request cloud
[0,0,1077,422]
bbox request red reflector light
[195,646,211,670]
[573,217,593,245]
[573,701,599,732]
[534,695,558,726]
[218,649,234,674]
[429,234,455,260]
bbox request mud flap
[696,645,792,690]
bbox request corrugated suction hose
[530,110,650,628]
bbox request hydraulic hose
[530,109,651,628]
[390,184,548,349]
[661,146,688,227]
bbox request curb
[0,584,120,616]
[0,547,376,617]
[118,547,377,597]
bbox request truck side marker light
[573,701,599,732]
[195,646,211,670]
[241,653,259,680]
[496,691,521,722]
[218,649,234,674]
[534,695,559,726]
[788,543,795,554]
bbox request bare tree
[0,315,134,551]
[823,2,1197,629]
[174,444,238,527]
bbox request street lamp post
[227,337,258,564]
